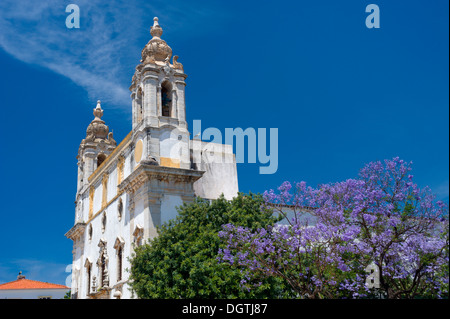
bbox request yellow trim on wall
[160,157,180,168]
[88,131,132,183]
[86,190,124,225]
[117,155,125,186]
[134,139,143,163]
[101,173,109,208]
[89,186,95,219]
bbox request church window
[137,87,143,123]
[161,81,172,117]
[101,213,107,233]
[133,225,143,247]
[118,199,123,221]
[97,153,106,167]
[97,239,109,288]
[114,237,125,283]
[100,253,107,287]
[88,224,93,240]
[117,246,123,281]
[86,263,92,295]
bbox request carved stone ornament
[141,17,172,64]
[91,276,97,292]
[163,63,174,76]
[172,55,184,70]
[83,101,117,146]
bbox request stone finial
[84,100,113,142]
[141,17,172,64]
[93,100,104,120]
[17,271,25,280]
[150,17,163,38]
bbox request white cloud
[0,0,228,110]
[433,180,449,201]
[0,0,136,108]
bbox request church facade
[65,18,239,299]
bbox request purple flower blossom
[218,158,449,299]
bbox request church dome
[141,17,172,64]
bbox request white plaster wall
[0,288,69,299]
[80,195,88,222]
[161,194,183,225]
[107,167,118,202]
[160,128,181,160]
[93,183,102,214]
[191,141,239,200]
[123,150,132,180]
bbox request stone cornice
[65,222,87,241]
[119,163,204,195]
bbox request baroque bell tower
[76,101,117,196]
[129,17,190,169]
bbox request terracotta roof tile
[0,278,69,290]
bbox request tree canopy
[220,158,449,299]
[128,193,286,298]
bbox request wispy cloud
[433,180,449,201]
[0,0,135,108]
[0,0,228,110]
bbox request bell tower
[76,101,117,195]
[129,17,190,169]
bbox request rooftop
[0,273,69,290]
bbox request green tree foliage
[128,193,287,298]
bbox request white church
[65,18,239,299]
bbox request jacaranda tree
[219,158,449,299]
[128,193,287,298]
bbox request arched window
[101,212,107,233]
[97,153,106,167]
[100,253,107,287]
[133,225,143,247]
[84,259,92,295]
[117,198,123,221]
[136,88,144,124]
[114,237,125,282]
[117,246,123,281]
[88,224,93,240]
[161,81,172,117]
[97,239,109,288]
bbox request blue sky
[0,0,448,285]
